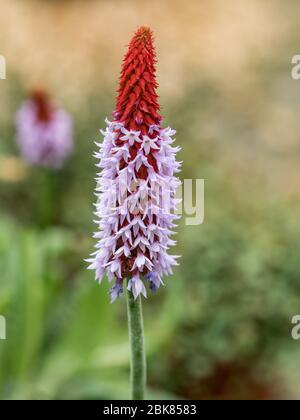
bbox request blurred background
[1,0,300,400]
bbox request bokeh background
[1,0,300,400]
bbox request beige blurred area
[0,0,288,97]
[0,0,299,194]
[0,156,27,182]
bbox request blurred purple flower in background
[16,88,73,169]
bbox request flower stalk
[87,26,181,401]
[127,288,146,400]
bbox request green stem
[35,169,58,227]
[126,289,146,400]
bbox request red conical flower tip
[114,26,161,134]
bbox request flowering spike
[16,88,73,169]
[87,27,181,301]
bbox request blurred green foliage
[1,81,300,399]
[0,213,183,399]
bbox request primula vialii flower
[16,89,73,169]
[87,27,181,302]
